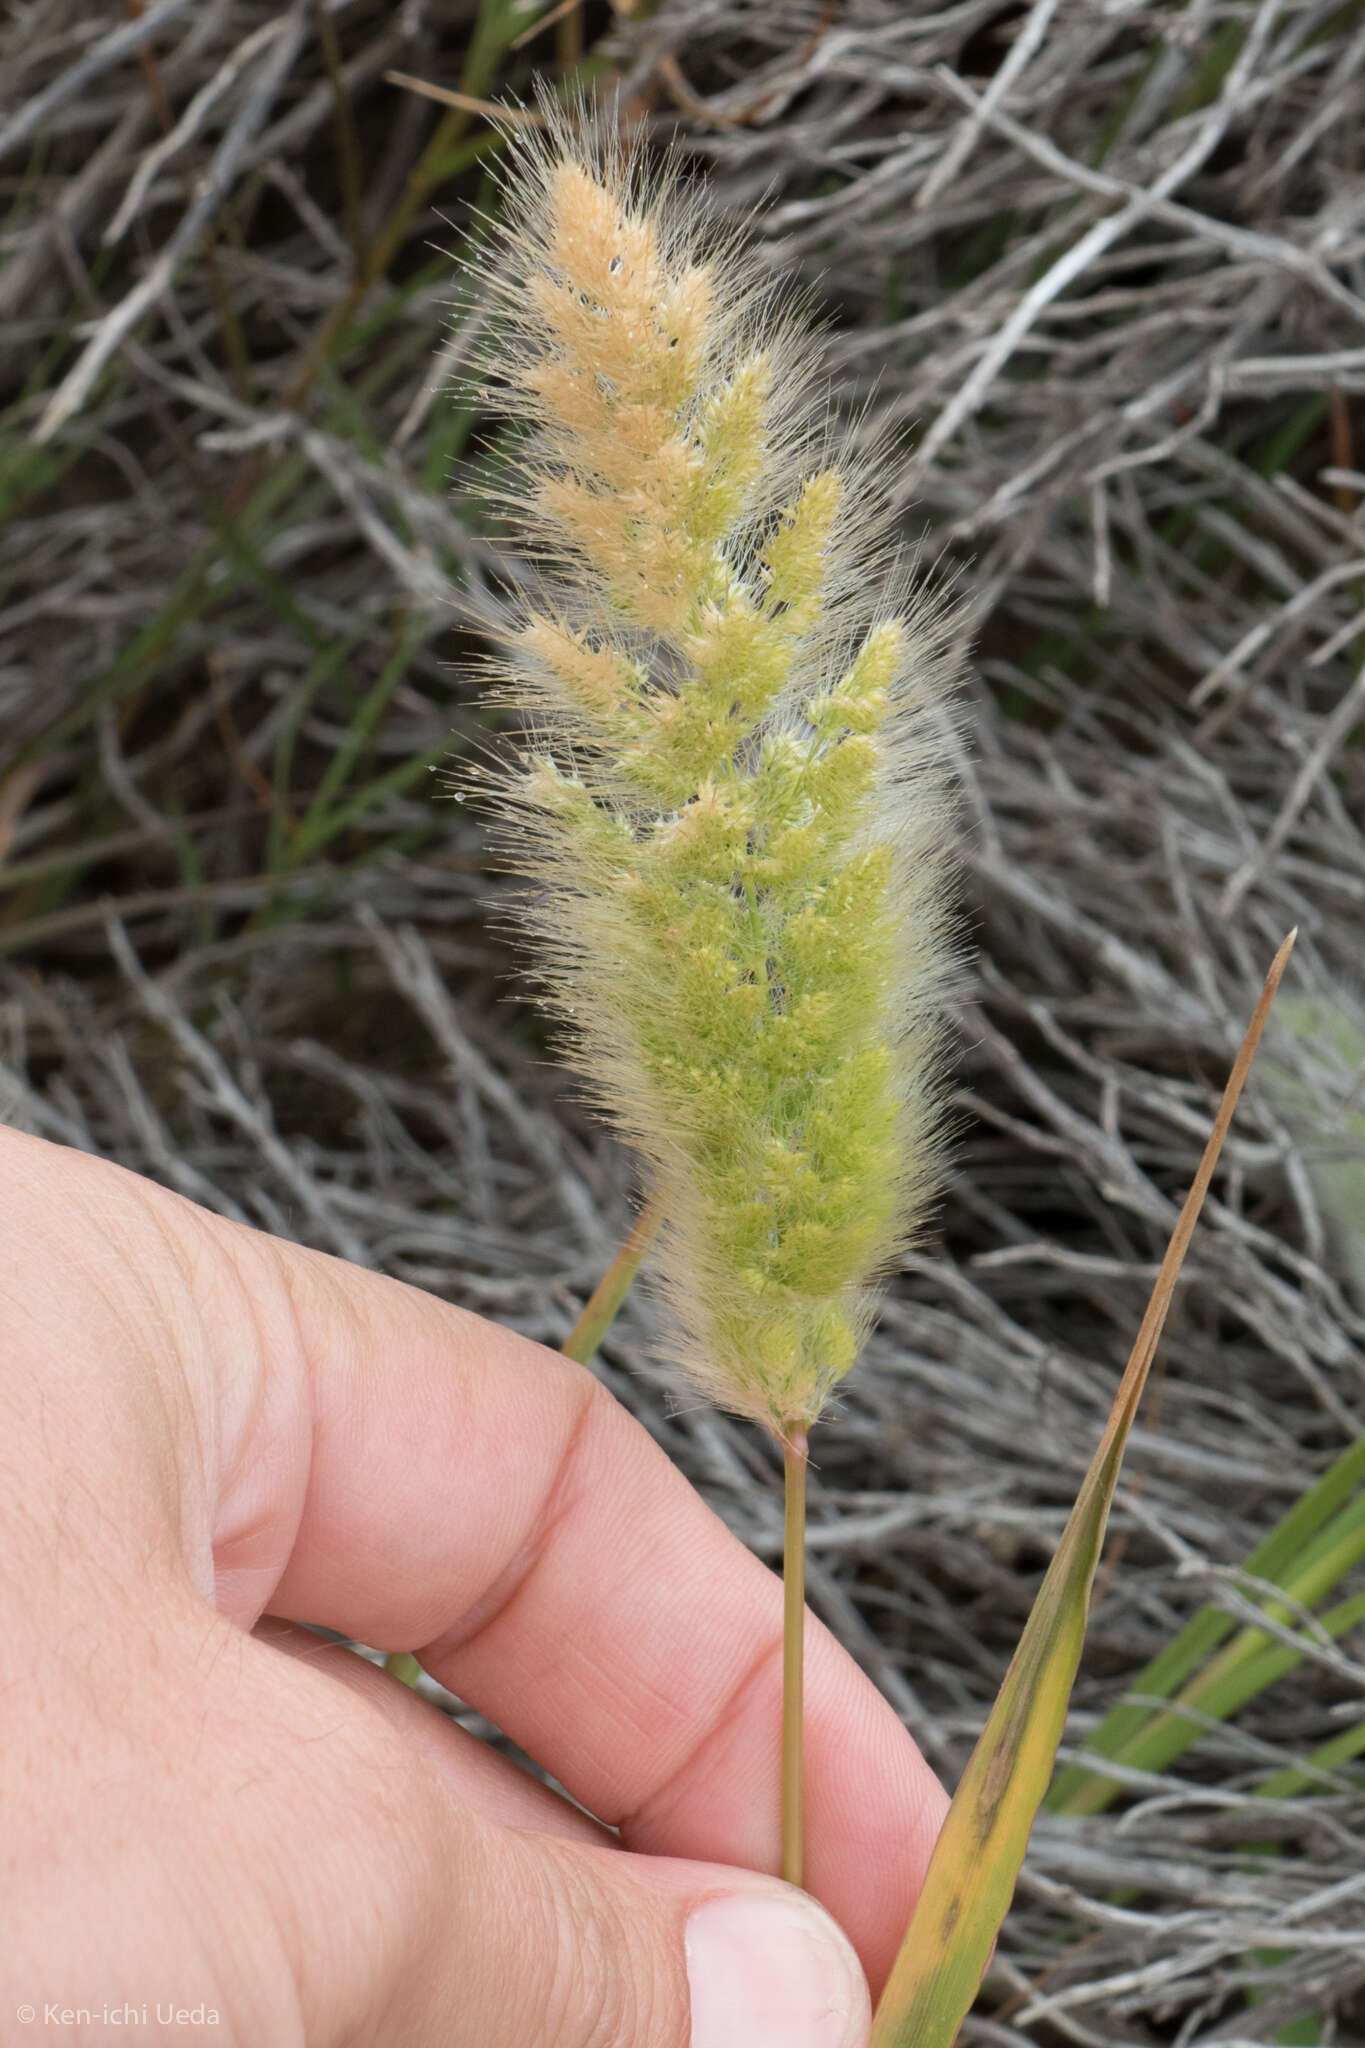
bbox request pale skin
[0,1126,947,2045]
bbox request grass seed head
[471,95,965,1441]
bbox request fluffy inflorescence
[474,107,962,1438]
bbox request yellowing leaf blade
[869,931,1296,2048]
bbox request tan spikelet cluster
[468,100,964,1441]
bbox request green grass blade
[1243,1676,1365,2045]
[286,619,435,863]
[290,736,449,863]
[869,933,1295,2048]
[1256,1714,1365,1802]
[266,630,368,873]
[1118,1587,1365,1782]
[1049,1443,1365,1813]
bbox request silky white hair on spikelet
[458,89,966,1440]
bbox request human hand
[0,1126,946,2046]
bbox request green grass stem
[557,1199,663,1368]
[782,1428,809,1890]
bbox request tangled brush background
[2,4,1363,2039]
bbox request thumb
[217,1632,874,2047]
[437,1817,874,2048]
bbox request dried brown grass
[2,3,1363,2040]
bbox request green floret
[489,136,957,1433]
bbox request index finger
[252,1227,946,1997]
[6,1129,944,1997]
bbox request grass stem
[782,1427,809,1889]
[559,1196,663,1366]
